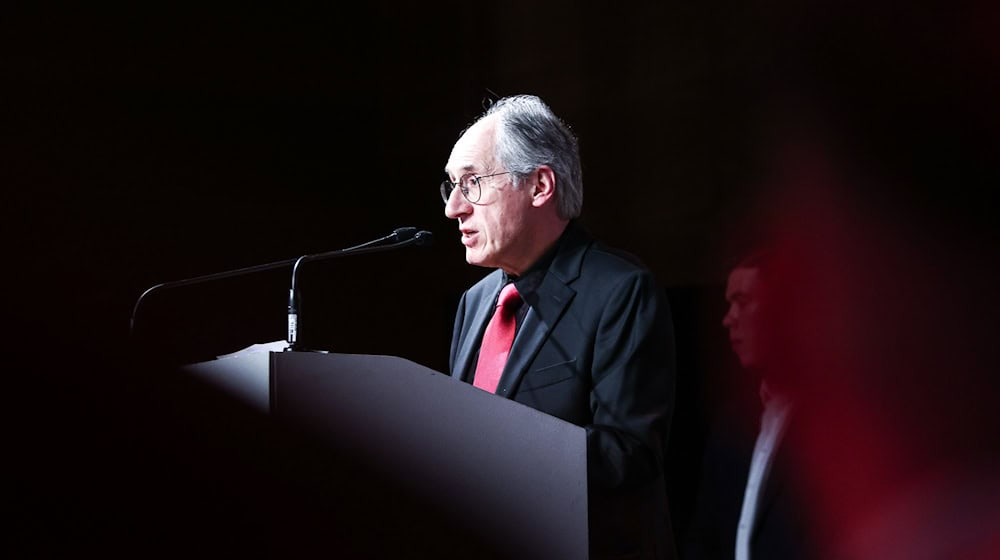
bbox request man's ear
[530,165,557,208]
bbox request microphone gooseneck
[130,227,432,344]
[130,256,299,337]
[285,227,432,351]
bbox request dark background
[5,1,996,557]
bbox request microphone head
[391,227,418,242]
[414,230,434,246]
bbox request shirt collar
[502,224,569,299]
[760,380,792,412]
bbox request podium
[181,350,588,559]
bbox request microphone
[413,230,434,246]
[130,227,432,341]
[286,228,432,351]
[341,226,419,251]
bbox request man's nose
[722,309,736,328]
[444,187,469,219]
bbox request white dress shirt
[735,382,792,560]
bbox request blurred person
[736,1,1000,556]
[751,159,1000,560]
[442,94,677,559]
[682,250,818,560]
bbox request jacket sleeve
[586,268,676,490]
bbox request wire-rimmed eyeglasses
[440,172,511,204]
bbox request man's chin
[738,355,758,370]
[465,248,493,268]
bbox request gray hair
[481,95,583,219]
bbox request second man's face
[723,266,764,370]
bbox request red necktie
[473,283,521,393]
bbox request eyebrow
[444,164,477,176]
[726,291,750,302]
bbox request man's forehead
[726,266,760,297]
[445,117,497,175]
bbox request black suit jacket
[449,223,677,559]
[682,407,818,559]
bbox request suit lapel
[495,277,575,397]
[494,223,590,397]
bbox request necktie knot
[496,282,521,311]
